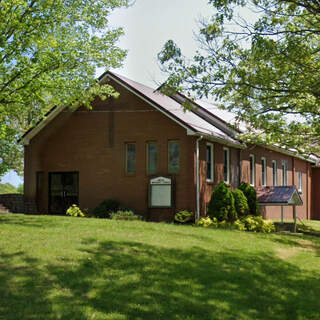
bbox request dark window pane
[223,148,229,182]
[261,159,266,185]
[206,145,212,180]
[126,143,136,174]
[282,161,287,186]
[250,156,255,185]
[168,141,179,173]
[272,161,277,186]
[148,142,157,174]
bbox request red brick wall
[198,140,239,215]
[24,81,314,221]
[240,145,310,220]
[24,81,197,220]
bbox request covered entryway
[49,172,79,214]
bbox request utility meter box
[149,176,172,208]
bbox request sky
[2,0,214,187]
[106,0,212,86]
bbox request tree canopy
[0,0,129,176]
[158,0,320,155]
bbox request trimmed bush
[195,216,273,233]
[207,181,237,222]
[66,204,85,217]
[238,182,261,216]
[241,215,275,233]
[233,188,250,217]
[195,217,246,231]
[92,199,120,218]
[195,217,217,228]
[174,210,194,224]
[110,210,142,221]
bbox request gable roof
[256,186,303,206]
[18,71,319,163]
[20,71,242,147]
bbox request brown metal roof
[256,186,303,206]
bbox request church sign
[149,177,172,208]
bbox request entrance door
[49,172,79,214]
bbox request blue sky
[1,0,213,187]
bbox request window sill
[125,173,136,177]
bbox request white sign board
[149,177,172,207]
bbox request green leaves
[0,0,128,175]
[158,0,320,155]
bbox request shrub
[233,219,247,231]
[238,182,261,216]
[195,217,218,228]
[207,181,237,222]
[241,215,275,233]
[195,216,274,233]
[66,204,85,217]
[110,210,142,221]
[92,199,120,218]
[233,188,250,217]
[174,210,194,224]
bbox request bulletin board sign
[149,176,172,208]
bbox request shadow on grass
[297,223,320,237]
[0,214,63,229]
[0,240,320,320]
[270,233,320,256]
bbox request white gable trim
[20,106,64,145]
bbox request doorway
[48,172,79,214]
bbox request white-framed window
[298,171,303,192]
[206,143,214,182]
[272,160,277,186]
[147,141,158,174]
[223,147,230,184]
[125,142,136,174]
[168,140,180,173]
[249,154,255,186]
[261,157,267,186]
[281,160,288,186]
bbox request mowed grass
[0,214,319,320]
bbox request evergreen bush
[238,182,261,216]
[92,199,120,218]
[207,181,237,222]
[233,188,250,217]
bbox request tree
[0,0,129,176]
[17,184,24,194]
[207,181,237,222]
[158,0,320,155]
[233,188,250,217]
[238,182,260,216]
[0,183,17,194]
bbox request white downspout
[196,136,203,220]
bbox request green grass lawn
[0,214,319,320]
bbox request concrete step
[0,203,10,213]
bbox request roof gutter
[188,131,245,149]
[261,144,317,164]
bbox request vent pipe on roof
[196,135,203,220]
